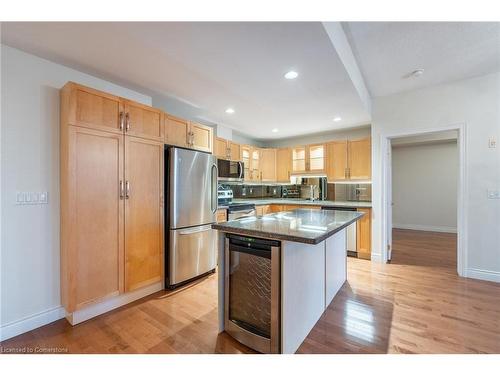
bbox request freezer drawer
[168,225,217,286]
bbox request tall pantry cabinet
[60,82,163,320]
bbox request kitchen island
[212,208,364,354]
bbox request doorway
[382,125,466,276]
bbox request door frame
[380,122,467,277]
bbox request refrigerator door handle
[211,163,218,213]
[178,225,213,235]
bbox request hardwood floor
[297,229,500,354]
[2,229,499,354]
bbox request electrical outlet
[487,189,500,199]
[489,137,497,148]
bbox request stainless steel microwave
[217,159,244,181]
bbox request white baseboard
[370,253,383,263]
[0,306,66,342]
[0,281,163,342]
[68,281,163,325]
[393,223,457,233]
[466,268,500,283]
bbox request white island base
[217,228,347,354]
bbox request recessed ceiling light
[404,69,425,79]
[225,108,235,114]
[272,128,279,133]
[333,117,342,122]
[284,71,298,80]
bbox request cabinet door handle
[119,180,124,199]
[125,113,130,132]
[125,180,130,199]
[119,112,124,131]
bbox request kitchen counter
[231,198,372,208]
[212,208,363,244]
[214,208,364,353]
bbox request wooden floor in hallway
[2,229,499,354]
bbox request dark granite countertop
[212,208,364,244]
[230,198,372,208]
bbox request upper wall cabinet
[327,141,348,181]
[348,138,371,180]
[63,82,123,134]
[276,148,291,182]
[291,144,326,175]
[165,114,189,148]
[63,82,164,142]
[190,122,213,153]
[326,137,371,181]
[240,145,252,181]
[215,137,228,159]
[122,99,164,142]
[215,137,241,160]
[164,114,213,153]
[260,148,277,182]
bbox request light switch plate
[16,191,49,205]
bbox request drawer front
[169,226,217,285]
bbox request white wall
[262,125,371,148]
[372,72,500,282]
[0,45,152,339]
[392,141,458,233]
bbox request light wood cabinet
[260,148,277,182]
[256,205,272,216]
[61,82,164,320]
[291,144,326,175]
[124,136,164,292]
[215,137,229,159]
[164,114,189,148]
[62,82,165,142]
[216,209,227,223]
[229,141,241,161]
[63,82,123,134]
[122,99,164,141]
[270,204,285,213]
[215,137,241,161]
[240,145,252,182]
[164,114,213,153]
[251,148,261,181]
[190,122,213,152]
[276,148,292,182]
[356,208,371,260]
[60,125,124,312]
[327,141,348,181]
[348,138,371,180]
[326,138,371,182]
[291,146,307,174]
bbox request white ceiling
[343,22,500,97]
[1,22,370,140]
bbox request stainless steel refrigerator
[165,146,218,288]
